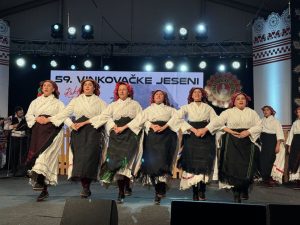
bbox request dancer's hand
[238,130,250,138]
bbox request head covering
[229,92,251,108]
[187,87,208,104]
[150,90,170,106]
[39,80,60,98]
[79,79,100,96]
[261,105,276,116]
[113,82,134,101]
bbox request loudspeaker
[60,198,118,225]
[171,201,266,225]
[268,204,300,225]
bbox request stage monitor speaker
[60,198,118,225]
[268,203,300,225]
[171,201,266,225]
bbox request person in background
[3,106,28,176]
[25,80,65,202]
[286,106,300,189]
[259,105,284,187]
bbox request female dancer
[129,90,178,204]
[80,82,142,203]
[287,106,300,189]
[48,79,107,198]
[25,80,64,201]
[260,105,284,187]
[168,87,217,201]
[201,92,262,203]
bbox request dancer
[168,87,217,201]
[25,80,64,201]
[259,105,284,187]
[200,92,262,203]
[129,90,178,204]
[80,82,142,203]
[287,106,300,189]
[47,79,107,198]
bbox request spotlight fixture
[178,63,188,72]
[50,60,58,68]
[32,64,37,70]
[218,64,226,72]
[232,61,240,69]
[70,64,76,70]
[51,23,63,39]
[199,61,207,69]
[67,26,77,39]
[81,24,94,39]
[16,57,26,67]
[195,23,208,40]
[103,65,110,71]
[144,63,154,72]
[163,23,175,40]
[179,27,188,40]
[84,59,92,68]
[165,60,174,70]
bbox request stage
[0,175,300,225]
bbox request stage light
[163,23,175,40]
[31,64,37,70]
[81,24,94,39]
[51,23,63,39]
[178,63,188,72]
[84,59,92,68]
[232,61,240,69]
[70,64,76,70]
[218,64,226,72]
[165,60,174,70]
[195,23,208,40]
[68,26,77,39]
[199,61,207,69]
[144,63,154,72]
[179,27,188,40]
[50,60,58,68]
[104,65,110,71]
[16,57,26,67]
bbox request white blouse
[128,103,177,135]
[261,115,284,140]
[50,94,107,127]
[206,107,262,142]
[25,94,65,128]
[286,119,300,146]
[90,97,142,131]
[168,102,217,132]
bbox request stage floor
[0,175,300,225]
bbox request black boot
[117,179,125,204]
[233,190,241,203]
[37,186,49,202]
[192,185,199,201]
[198,182,206,200]
[124,177,132,196]
[33,174,46,191]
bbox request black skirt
[259,132,276,179]
[26,115,63,169]
[141,121,177,177]
[177,121,215,175]
[219,129,259,187]
[104,117,140,173]
[70,116,105,181]
[288,134,300,173]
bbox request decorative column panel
[0,20,9,117]
[291,1,300,121]
[253,9,291,125]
